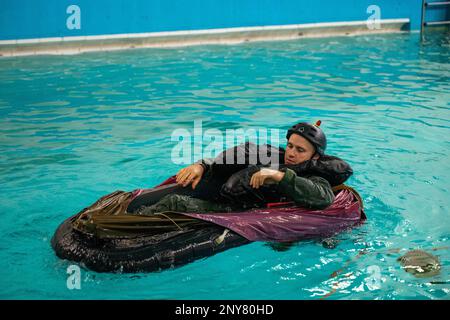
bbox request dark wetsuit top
[199,159,335,210]
[136,159,335,215]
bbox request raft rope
[154,212,184,231]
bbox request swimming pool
[0,31,449,300]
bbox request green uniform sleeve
[277,168,335,210]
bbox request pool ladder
[421,0,450,38]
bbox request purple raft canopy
[137,176,366,242]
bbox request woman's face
[284,134,317,165]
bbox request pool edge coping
[0,18,411,57]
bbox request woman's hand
[250,168,285,189]
[176,164,205,189]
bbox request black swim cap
[286,120,327,156]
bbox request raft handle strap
[214,229,230,246]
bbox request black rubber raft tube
[51,182,250,273]
[52,216,249,273]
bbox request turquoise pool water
[0,32,449,300]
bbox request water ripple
[0,32,449,299]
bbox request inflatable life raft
[51,176,366,273]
